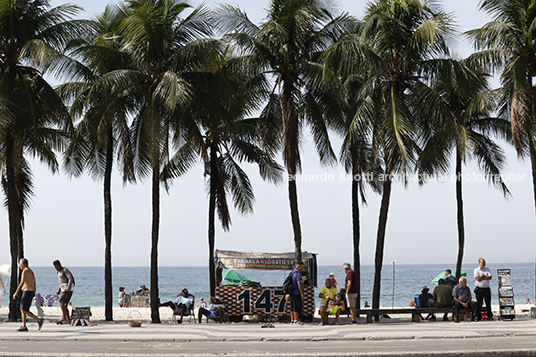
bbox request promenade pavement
[1,312,535,342]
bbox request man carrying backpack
[289,261,305,325]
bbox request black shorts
[290,294,302,313]
[59,291,73,304]
[20,290,35,311]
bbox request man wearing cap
[452,277,476,322]
[328,272,337,288]
[53,260,75,323]
[418,286,434,320]
[159,288,194,323]
[474,257,494,321]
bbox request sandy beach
[1,303,532,323]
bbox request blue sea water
[1,263,534,308]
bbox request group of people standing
[419,258,494,322]
[13,258,75,331]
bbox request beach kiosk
[215,250,318,322]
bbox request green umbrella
[222,269,250,283]
[431,270,466,285]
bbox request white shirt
[474,266,492,288]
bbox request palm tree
[417,58,511,281]
[0,0,87,321]
[318,42,383,309]
[338,0,454,310]
[217,0,354,263]
[59,4,135,321]
[116,0,216,323]
[465,0,536,215]
[179,48,283,296]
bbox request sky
[0,0,533,268]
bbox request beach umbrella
[431,270,466,285]
[0,264,11,277]
[222,269,250,283]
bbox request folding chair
[171,296,196,324]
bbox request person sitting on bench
[452,277,476,323]
[198,296,226,323]
[430,278,453,321]
[159,288,194,323]
[419,286,434,320]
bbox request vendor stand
[215,250,318,322]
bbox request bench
[357,307,471,323]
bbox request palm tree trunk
[288,176,302,263]
[282,81,302,264]
[6,131,21,322]
[150,164,161,323]
[104,129,113,321]
[455,153,465,281]
[351,169,361,311]
[372,171,392,312]
[530,145,536,217]
[208,142,217,297]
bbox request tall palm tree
[59,4,135,321]
[182,49,283,296]
[336,0,454,310]
[217,0,354,263]
[318,42,383,309]
[417,58,511,281]
[465,0,536,215]
[116,0,217,323]
[0,0,87,321]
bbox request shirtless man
[13,258,43,331]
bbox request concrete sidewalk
[1,313,535,343]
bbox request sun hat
[329,272,336,277]
[422,286,429,291]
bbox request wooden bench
[357,308,471,323]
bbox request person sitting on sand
[197,297,207,309]
[198,296,226,323]
[118,287,126,308]
[159,288,194,324]
[136,285,149,295]
[319,278,341,326]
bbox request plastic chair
[35,293,45,306]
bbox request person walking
[13,258,43,331]
[343,262,359,324]
[474,257,493,321]
[53,260,75,323]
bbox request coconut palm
[216,0,355,263]
[114,0,217,323]
[180,49,283,296]
[417,58,511,281]
[316,43,383,309]
[335,0,454,310]
[59,4,135,321]
[0,0,88,321]
[465,0,536,215]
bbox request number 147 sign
[216,286,315,316]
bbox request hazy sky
[1,0,533,268]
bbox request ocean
[1,263,534,308]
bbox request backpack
[283,271,298,294]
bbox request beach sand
[1,303,532,323]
